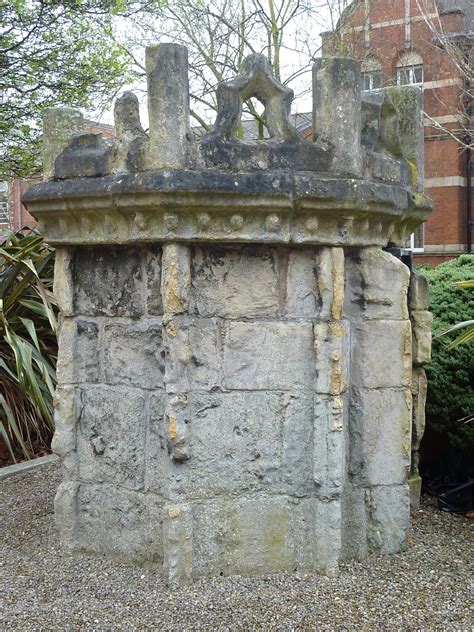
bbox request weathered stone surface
[190,246,279,318]
[77,386,146,489]
[286,249,319,317]
[351,320,412,389]
[51,386,78,480]
[409,269,430,311]
[345,248,410,321]
[146,44,194,169]
[223,321,314,391]
[73,247,144,317]
[191,495,315,577]
[315,247,345,321]
[43,107,83,180]
[313,396,345,497]
[187,319,222,391]
[56,318,99,384]
[411,310,433,366]
[149,391,314,499]
[383,86,424,192]
[313,57,362,176]
[161,244,191,315]
[165,394,191,463]
[341,483,368,559]
[312,498,342,576]
[314,322,348,395]
[366,485,410,554]
[53,248,74,316]
[411,367,428,452]
[163,504,193,583]
[409,474,422,511]
[75,483,163,562]
[54,481,79,547]
[103,320,164,389]
[144,248,163,316]
[349,388,412,486]
[35,46,432,580]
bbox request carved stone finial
[112,91,148,173]
[207,54,301,142]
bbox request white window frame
[362,70,383,92]
[396,64,424,86]
[406,224,425,253]
[0,200,9,225]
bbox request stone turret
[24,44,432,581]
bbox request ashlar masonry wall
[23,45,432,581]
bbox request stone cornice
[23,169,431,247]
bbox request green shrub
[0,229,57,461]
[421,255,474,454]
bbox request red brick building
[1,120,115,233]
[322,0,473,265]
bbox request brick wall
[322,0,473,265]
[6,120,115,233]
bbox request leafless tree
[116,0,353,135]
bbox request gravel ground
[1,462,473,631]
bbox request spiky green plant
[0,229,57,462]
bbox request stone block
[145,390,168,490]
[411,367,427,451]
[313,396,345,497]
[43,107,84,180]
[312,498,342,576]
[366,485,410,554]
[144,248,163,315]
[409,474,422,511]
[77,386,147,489]
[188,319,222,391]
[313,57,362,175]
[286,249,319,317]
[345,248,409,320]
[409,270,429,311]
[56,318,99,384]
[349,388,412,486]
[351,320,412,389]
[148,391,314,498]
[191,495,315,577]
[163,504,193,583]
[223,321,314,391]
[315,247,345,320]
[165,394,191,462]
[411,310,433,366]
[190,246,279,318]
[314,321,349,395]
[161,244,191,315]
[103,320,165,390]
[73,247,144,317]
[76,483,163,563]
[53,247,74,315]
[51,385,79,480]
[341,483,368,559]
[162,318,190,394]
[54,481,79,547]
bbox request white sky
[87,1,336,130]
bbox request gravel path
[1,462,473,631]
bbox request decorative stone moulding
[23,44,433,582]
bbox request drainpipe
[465,54,472,254]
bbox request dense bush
[421,255,474,460]
[0,230,57,461]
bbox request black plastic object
[437,478,474,513]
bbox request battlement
[23,44,431,248]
